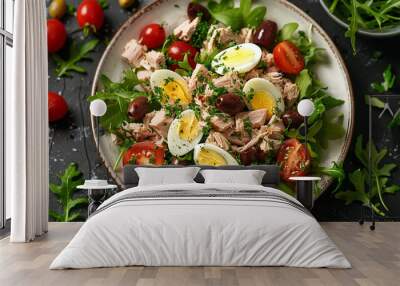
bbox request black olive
[215,93,246,116]
[282,110,304,128]
[128,96,149,121]
[187,2,211,21]
[253,20,278,50]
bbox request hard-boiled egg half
[168,109,203,156]
[243,78,285,119]
[194,143,238,166]
[212,43,262,75]
[150,69,192,106]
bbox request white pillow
[200,169,266,185]
[135,167,200,186]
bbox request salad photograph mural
[90,0,353,194]
[46,0,400,222]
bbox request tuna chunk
[210,115,234,132]
[174,17,200,42]
[235,109,268,128]
[259,138,282,153]
[261,51,275,67]
[140,51,165,71]
[188,64,209,93]
[223,129,251,146]
[237,116,284,152]
[283,81,299,107]
[137,70,152,81]
[245,69,262,81]
[122,39,146,67]
[119,123,155,142]
[149,110,173,138]
[212,72,242,92]
[205,26,236,52]
[261,115,285,140]
[206,131,231,151]
[236,27,254,43]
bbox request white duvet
[50,183,351,269]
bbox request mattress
[50,183,350,269]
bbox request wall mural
[47,0,400,222]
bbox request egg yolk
[178,113,200,142]
[163,80,191,106]
[197,148,227,166]
[222,48,255,67]
[250,90,276,118]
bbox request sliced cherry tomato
[168,41,198,70]
[48,92,68,122]
[47,19,67,53]
[77,0,104,32]
[123,141,165,166]
[273,41,305,75]
[276,138,310,182]
[139,23,166,49]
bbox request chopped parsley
[191,20,209,49]
[243,117,253,136]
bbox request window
[1,0,14,230]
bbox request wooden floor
[0,222,399,286]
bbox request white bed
[50,183,350,269]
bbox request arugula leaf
[278,23,299,41]
[196,49,219,69]
[327,0,400,54]
[245,6,267,28]
[344,0,358,55]
[316,161,345,193]
[296,69,313,98]
[389,111,400,128]
[335,169,370,206]
[365,95,385,109]
[49,163,87,222]
[240,0,251,16]
[321,95,345,110]
[336,135,400,216]
[211,8,244,31]
[89,70,146,132]
[277,182,296,197]
[207,0,266,31]
[52,39,99,77]
[371,64,396,93]
[98,0,109,9]
[67,3,76,15]
[177,53,194,75]
[113,138,134,171]
[279,25,324,67]
[316,114,345,149]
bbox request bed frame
[122,165,281,189]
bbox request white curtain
[7,0,49,242]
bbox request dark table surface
[48,0,400,221]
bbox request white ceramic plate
[91,0,354,195]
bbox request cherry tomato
[276,138,310,182]
[47,19,67,53]
[48,92,68,122]
[139,23,166,49]
[168,41,198,70]
[273,41,305,75]
[77,0,104,32]
[123,141,165,166]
